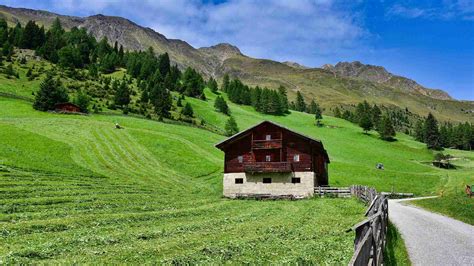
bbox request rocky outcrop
[323,61,452,100]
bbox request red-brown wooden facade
[54,102,82,113]
[216,121,329,185]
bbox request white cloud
[387,0,474,21]
[2,0,367,66]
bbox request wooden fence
[348,185,389,266]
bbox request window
[265,134,271,140]
[235,178,244,184]
[265,155,271,162]
[238,156,243,163]
[263,178,272,184]
[293,154,300,162]
[292,177,301,184]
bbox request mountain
[0,4,473,122]
[322,61,452,100]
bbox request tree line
[333,101,396,141]
[413,113,474,150]
[220,73,322,118]
[0,18,210,120]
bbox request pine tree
[33,73,69,111]
[182,67,205,98]
[225,116,239,136]
[114,80,131,108]
[308,99,322,119]
[277,85,289,113]
[158,52,170,76]
[222,73,230,92]
[181,102,194,117]
[208,77,219,93]
[151,83,172,119]
[333,106,342,118]
[251,86,262,111]
[355,101,371,123]
[359,113,373,134]
[260,88,271,113]
[372,104,382,130]
[414,119,425,142]
[424,113,441,150]
[73,90,91,113]
[214,96,230,115]
[295,91,306,112]
[378,115,396,140]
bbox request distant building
[54,102,81,113]
[215,121,329,198]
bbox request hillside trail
[389,197,474,265]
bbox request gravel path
[389,197,474,265]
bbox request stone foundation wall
[223,172,315,198]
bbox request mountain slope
[322,61,452,100]
[0,4,473,123]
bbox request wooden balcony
[252,139,282,149]
[244,162,292,173]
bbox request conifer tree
[214,96,230,115]
[333,106,342,118]
[158,52,170,76]
[73,90,91,113]
[414,119,425,142]
[208,77,219,93]
[355,101,371,123]
[359,113,373,134]
[295,91,306,112]
[372,104,382,129]
[225,116,239,136]
[277,85,289,113]
[378,115,396,140]
[151,83,172,119]
[424,113,441,150]
[181,102,194,117]
[222,73,230,92]
[33,73,69,111]
[114,80,131,108]
[251,86,262,111]
[309,99,322,119]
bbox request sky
[2,0,474,100]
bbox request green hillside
[1,61,473,263]
[1,97,367,264]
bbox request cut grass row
[0,97,366,263]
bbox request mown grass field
[0,62,472,263]
[0,97,367,264]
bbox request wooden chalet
[54,102,82,113]
[215,120,330,198]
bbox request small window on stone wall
[265,155,271,162]
[263,178,272,184]
[238,156,243,163]
[235,178,243,184]
[292,177,301,184]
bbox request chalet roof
[215,120,330,162]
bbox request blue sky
[2,0,473,100]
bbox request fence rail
[348,185,389,266]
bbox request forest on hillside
[1,17,473,150]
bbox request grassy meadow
[0,60,472,263]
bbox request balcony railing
[244,162,292,173]
[252,139,282,149]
